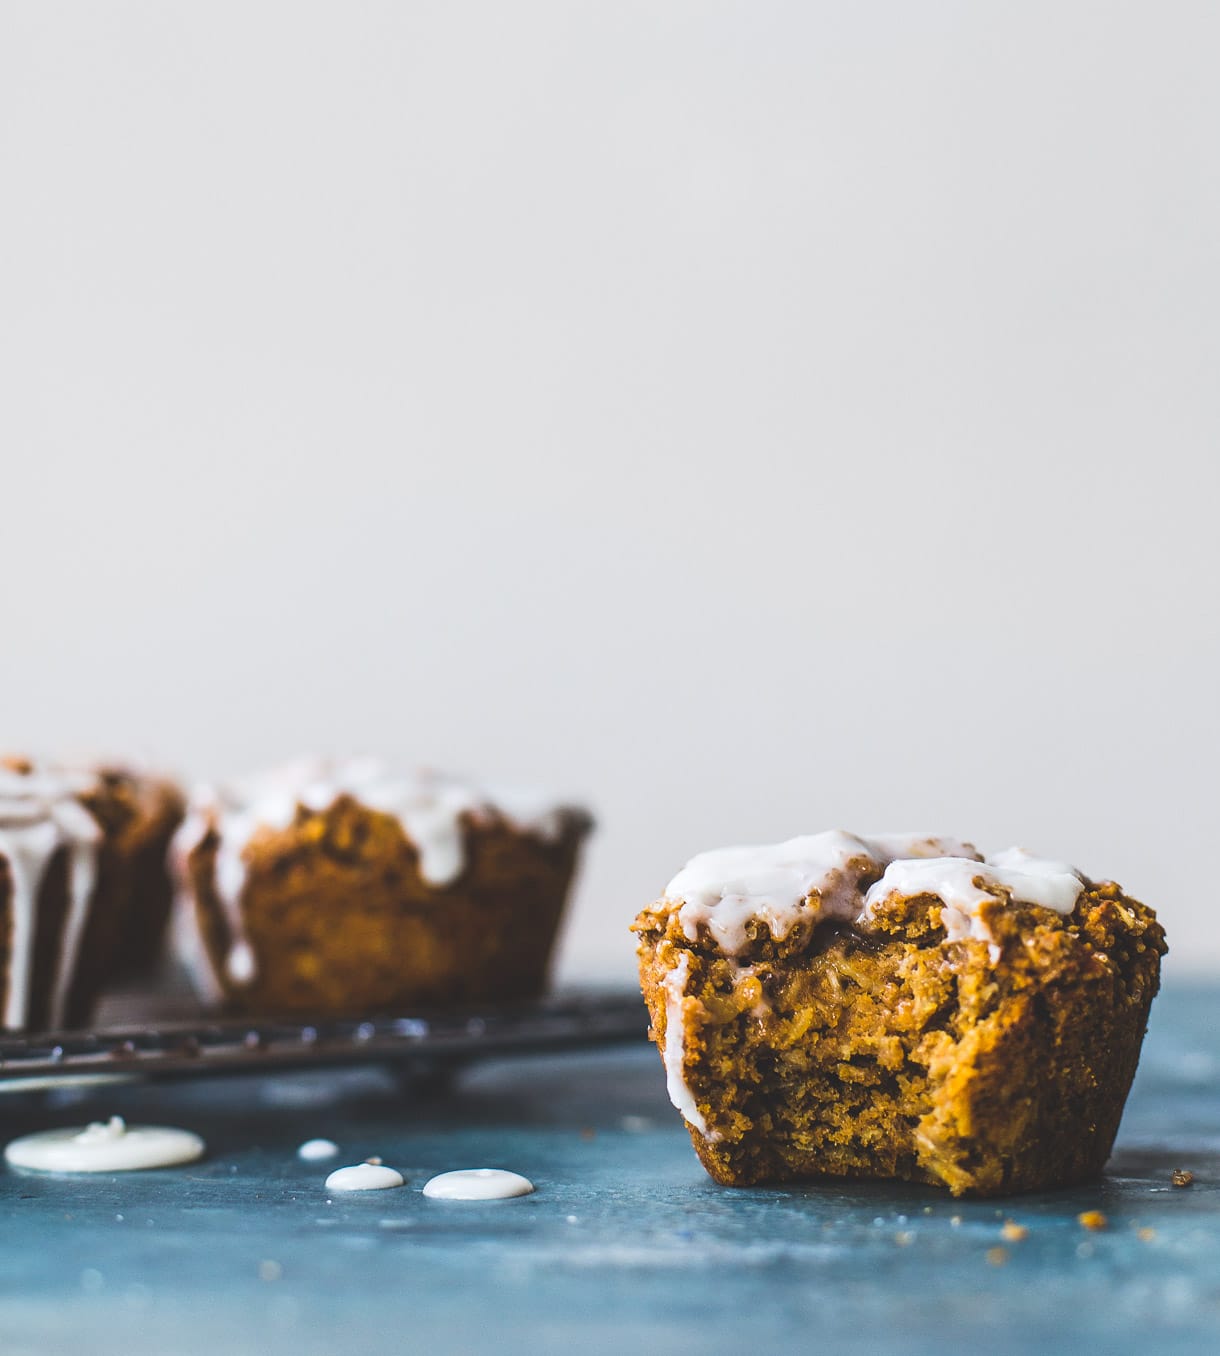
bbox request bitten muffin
[173,758,593,1016]
[633,832,1165,1197]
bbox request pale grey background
[1,2,1217,983]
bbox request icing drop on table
[4,1116,205,1172]
[421,1169,535,1200]
[297,1138,340,1161]
[325,1162,404,1191]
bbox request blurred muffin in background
[173,758,593,1016]
[0,757,184,1030]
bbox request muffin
[0,757,183,1029]
[633,832,1165,1197]
[173,758,593,1015]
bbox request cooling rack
[0,990,648,1091]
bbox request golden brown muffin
[634,832,1165,1197]
[174,759,592,1016]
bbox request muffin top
[176,756,591,887]
[648,830,1101,962]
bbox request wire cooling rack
[0,991,648,1091]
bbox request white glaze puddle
[4,1116,204,1172]
[421,1169,534,1200]
[325,1162,404,1191]
[297,1138,340,1161]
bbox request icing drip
[48,820,101,1028]
[663,831,1084,963]
[662,952,715,1138]
[168,857,225,1008]
[173,757,584,991]
[0,766,102,1030]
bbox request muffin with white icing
[0,758,184,1029]
[633,832,1165,1197]
[173,758,592,1015]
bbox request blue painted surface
[1,985,1217,1356]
